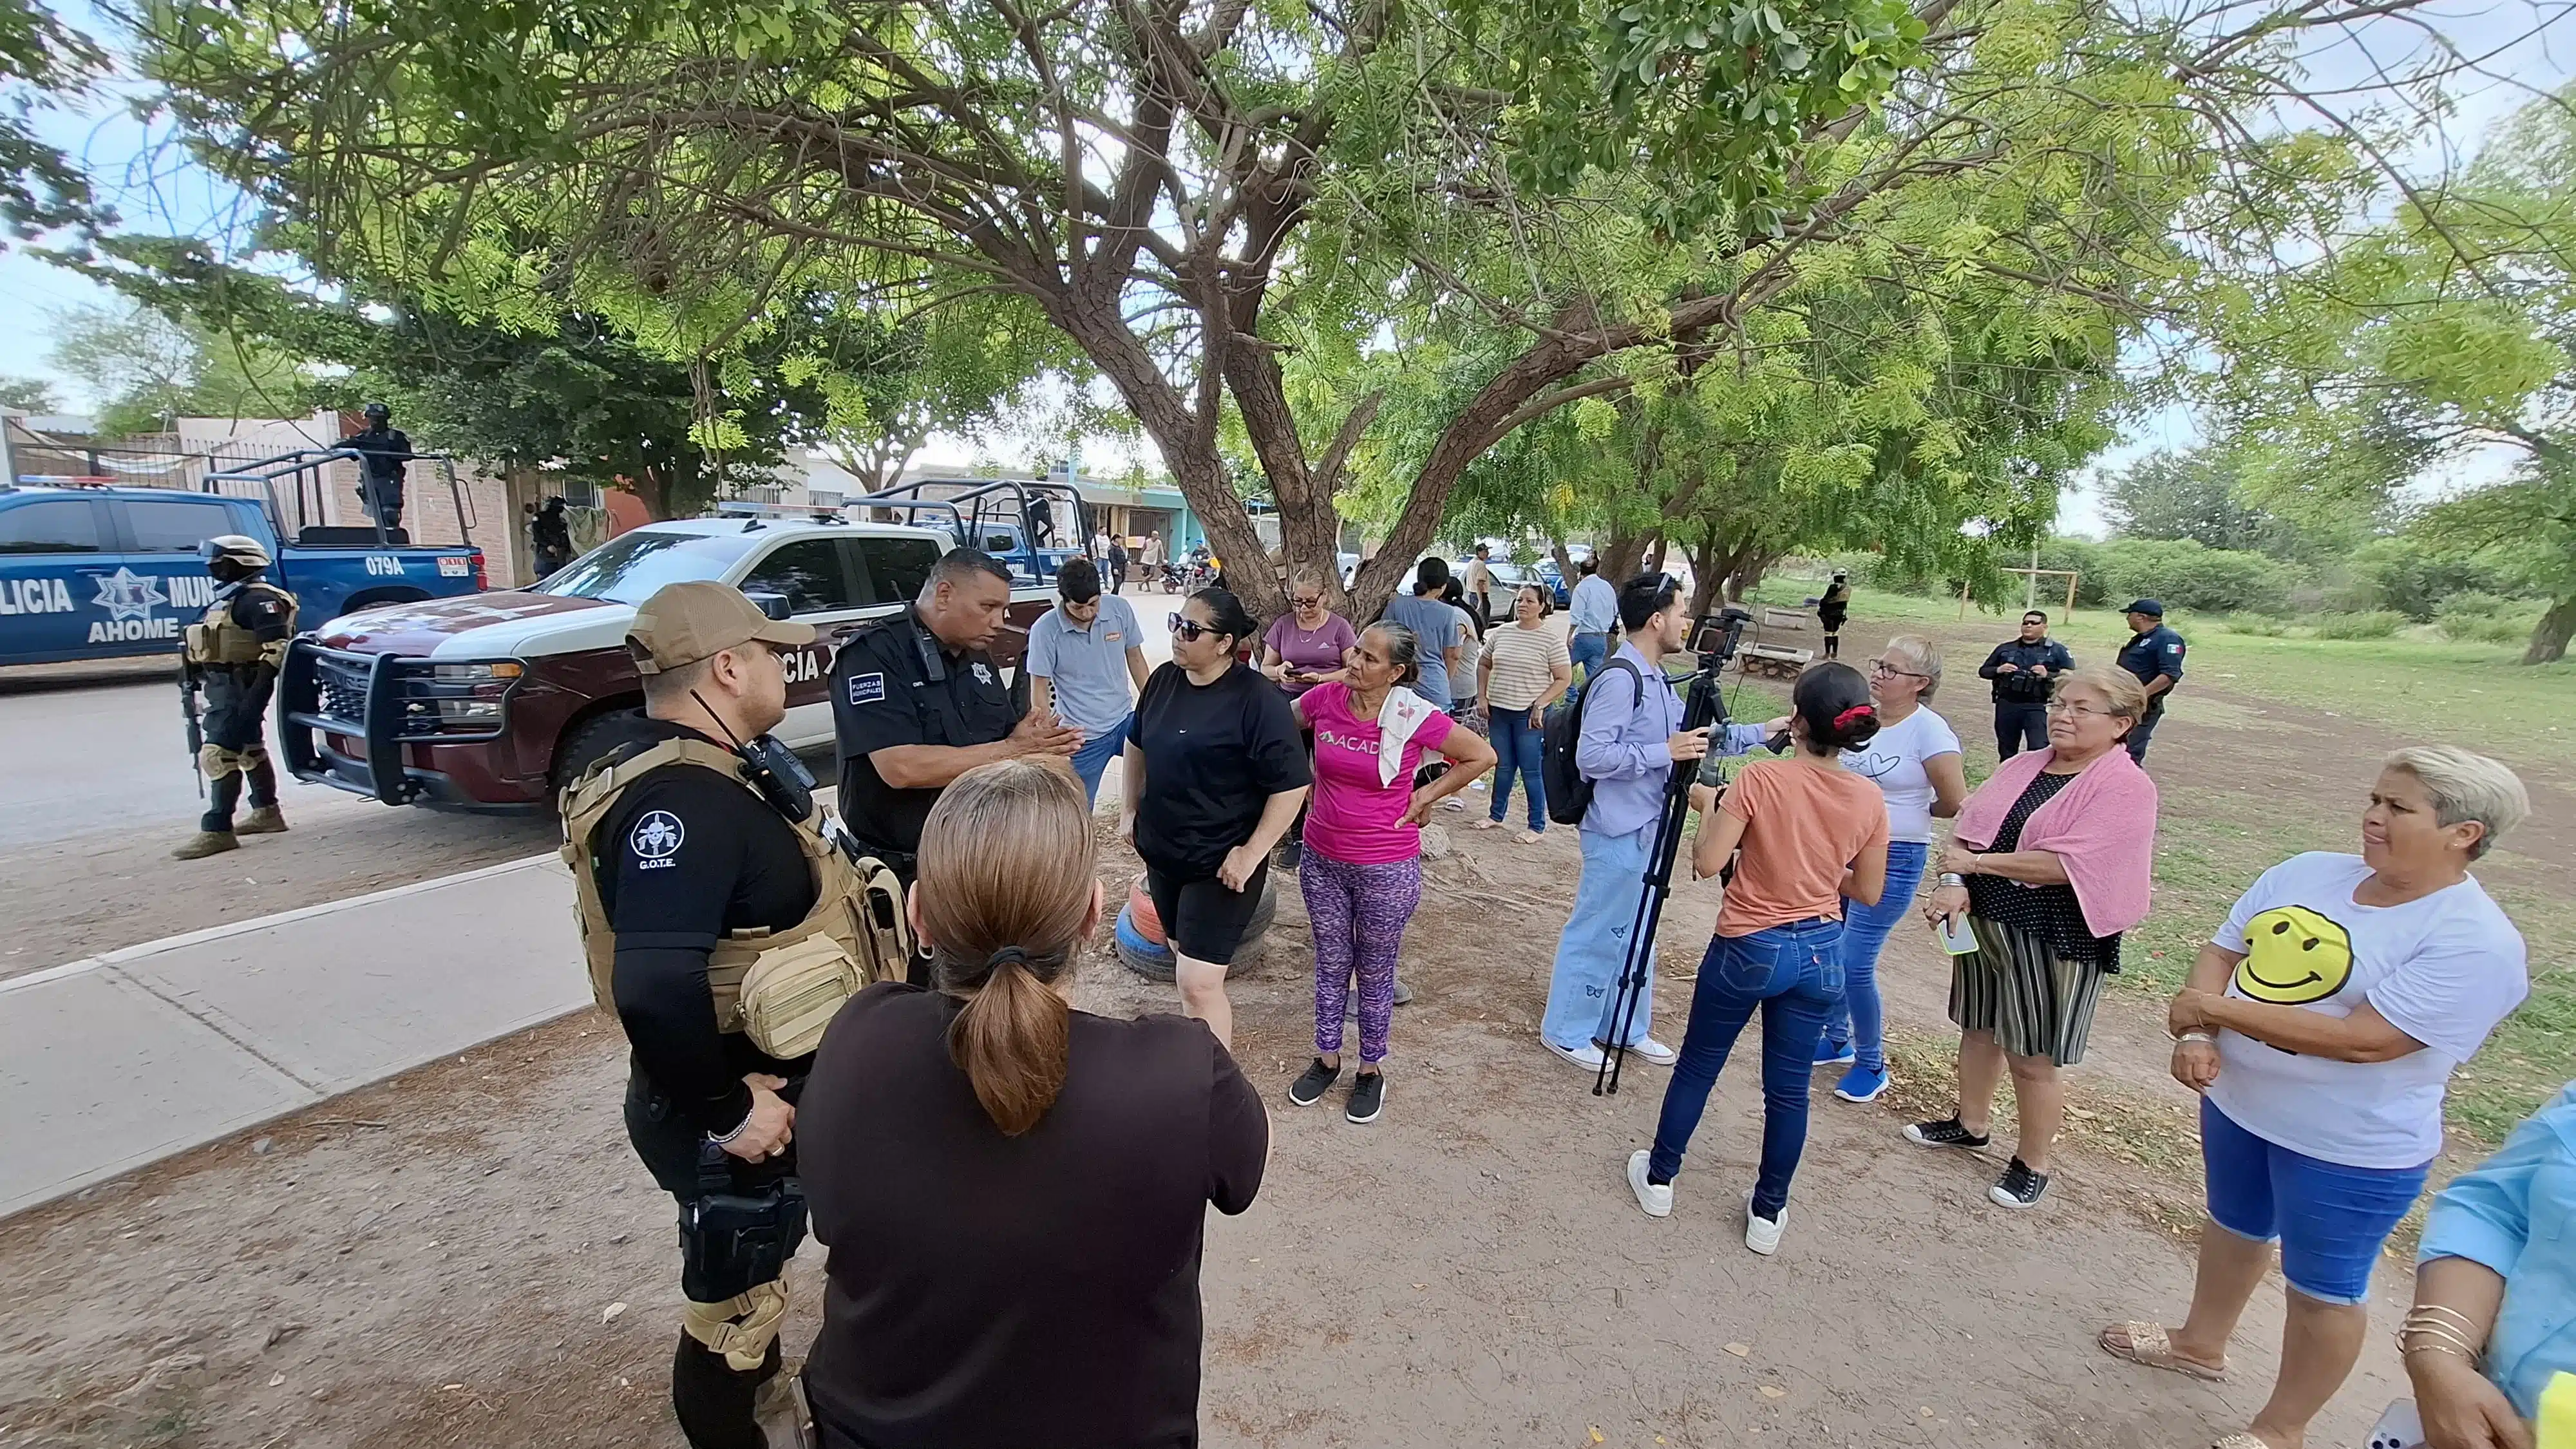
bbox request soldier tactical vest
[560,736,911,1060]
[184,582,297,668]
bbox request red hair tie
[1833,705,1876,730]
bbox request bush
[2342,537,2518,621]
[2314,611,2406,639]
[2219,612,2288,636]
[2437,595,2542,644]
[2090,538,2294,615]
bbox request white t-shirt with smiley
[2205,851,2527,1169]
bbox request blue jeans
[1569,632,1610,697]
[1068,714,1130,806]
[1817,838,1927,1071]
[1488,705,1546,830]
[2201,1097,2430,1305]
[1541,824,1660,1050]
[1647,919,1846,1218]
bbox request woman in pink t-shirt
[1283,621,1495,1123]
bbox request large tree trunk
[1598,526,1658,585]
[1728,549,1783,603]
[2523,595,2576,663]
[1686,529,1727,618]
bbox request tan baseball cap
[626,582,815,675]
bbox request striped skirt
[1946,914,2110,1067]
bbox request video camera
[1685,605,1755,668]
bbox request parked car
[276,515,1050,811]
[0,455,486,668]
[1452,556,1551,622]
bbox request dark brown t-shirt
[797,983,1269,1449]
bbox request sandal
[2211,1436,2272,1449]
[2096,1321,2228,1381]
[1516,830,1547,845]
[1469,819,1502,831]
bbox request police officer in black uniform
[828,547,1081,893]
[567,582,831,1449]
[341,401,413,533]
[174,535,298,859]
[2114,597,2187,764]
[1976,609,2076,760]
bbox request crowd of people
[573,550,2561,1449]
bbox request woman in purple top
[1262,567,1361,871]
[1260,568,1361,697]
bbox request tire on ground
[550,706,645,798]
[1114,876,1277,981]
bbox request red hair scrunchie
[1833,705,1876,730]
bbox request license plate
[436,556,470,577]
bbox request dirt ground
[11,612,2550,1449]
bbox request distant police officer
[1977,609,2076,760]
[2115,598,2186,763]
[560,581,909,1449]
[342,401,413,533]
[828,547,1081,893]
[173,535,298,860]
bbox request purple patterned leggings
[1303,849,1423,1065]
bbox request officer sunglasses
[1168,613,1215,641]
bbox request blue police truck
[0,448,487,668]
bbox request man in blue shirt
[1567,558,1618,697]
[1381,557,1463,708]
[2114,598,2186,764]
[1538,574,1773,1072]
[1026,558,1150,804]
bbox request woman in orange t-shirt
[1622,661,1891,1256]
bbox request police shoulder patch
[630,810,685,867]
[846,671,887,706]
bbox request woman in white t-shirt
[2099,746,2531,1449]
[1817,634,1965,1103]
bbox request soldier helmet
[362,401,392,422]
[203,534,273,570]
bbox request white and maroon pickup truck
[276,516,1052,810]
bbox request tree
[0,374,59,411]
[2202,85,2576,661]
[0,0,102,243]
[42,299,310,434]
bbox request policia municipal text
[562,582,909,1449]
[173,535,297,859]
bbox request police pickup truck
[278,512,1054,810]
[0,462,486,668]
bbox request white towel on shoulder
[1376,688,1437,787]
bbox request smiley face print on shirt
[2234,905,2356,1005]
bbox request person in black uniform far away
[560,580,905,1449]
[829,547,1081,901]
[1978,609,2076,760]
[173,535,298,859]
[2113,598,2187,764]
[1817,570,1852,659]
[529,495,575,579]
[341,401,413,534]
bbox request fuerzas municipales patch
[846,671,886,706]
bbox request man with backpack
[1537,575,1775,1072]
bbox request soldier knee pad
[681,1277,789,1372]
[199,743,257,780]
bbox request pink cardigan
[1953,746,2158,940]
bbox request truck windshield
[536,530,758,604]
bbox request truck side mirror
[744,590,793,622]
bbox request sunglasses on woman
[1168,613,1215,641]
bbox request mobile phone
[2365,1399,2425,1449]
[1936,914,1978,955]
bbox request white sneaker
[1627,1150,1672,1218]
[1743,1189,1786,1256]
[1625,1037,1680,1066]
[1546,1038,1607,1072]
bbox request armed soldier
[342,401,413,533]
[560,581,909,1449]
[173,535,297,860]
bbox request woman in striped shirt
[1475,583,1573,840]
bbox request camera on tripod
[1685,605,1755,667]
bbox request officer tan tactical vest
[184,583,297,668]
[559,737,911,1060]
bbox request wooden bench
[1734,643,1813,681]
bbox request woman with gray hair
[2100,745,2531,1449]
[1815,634,1967,1102]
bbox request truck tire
[551,706,645,797]
[1113,877,1276,981]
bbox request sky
[3,1,2568,536]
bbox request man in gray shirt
[1381,557,1463,708]
[1567,558,1618,697]
[1027,558,1150,804]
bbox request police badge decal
[632,810,686,869]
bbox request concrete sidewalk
[0,855,586,1218]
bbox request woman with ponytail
[797,758,1270,1449]
[1623,662,1892,1258]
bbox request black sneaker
[1903,1116,1992,1150]
[1989,1157,2050,1208]
[1345,1072,1385,1124]
[1288,1058,1340,1107]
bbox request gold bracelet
[2396,1322,2483,1365]
[2409,1303,2484,1334]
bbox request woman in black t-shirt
[797,759,1270,1449]
[1119,587,1312,1048]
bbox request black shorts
[1145,860,1269,965]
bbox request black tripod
[1593,609,1752,1097]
